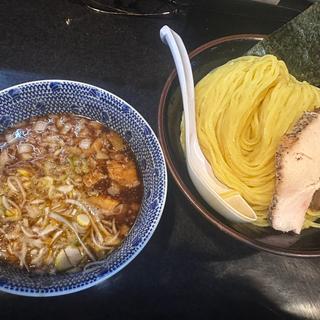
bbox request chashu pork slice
[269,109,320,234]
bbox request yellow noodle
[194,55,320,227]
[219,190,240,200]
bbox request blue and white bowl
[0,80,167,296]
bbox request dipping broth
[0,114,143,273]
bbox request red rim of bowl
[158,33,320,258]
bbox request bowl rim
[0,79,168,296]
[158,33,320,258]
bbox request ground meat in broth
[0,114,142,273]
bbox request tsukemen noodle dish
[0,114,143,273]
[186,54,320,234]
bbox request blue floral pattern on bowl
[0,80,167,297]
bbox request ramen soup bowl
[158,34,320,257]
[0,80,167,296]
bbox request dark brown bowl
[158,34,320,257]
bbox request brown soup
[0,114,142,273]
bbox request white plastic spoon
[160,25,257,222]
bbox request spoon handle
[160,25,197,148]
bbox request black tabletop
[0,0,318,319]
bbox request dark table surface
[0,0,319,319]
